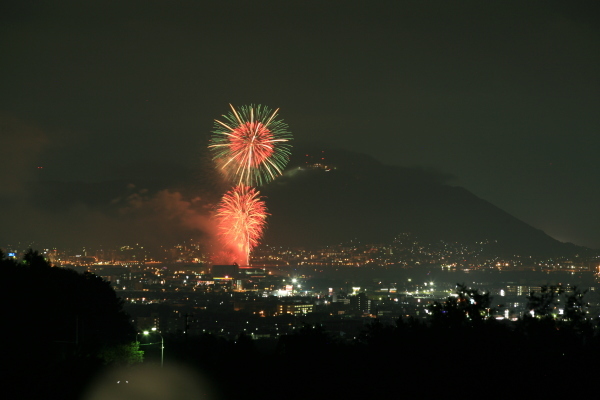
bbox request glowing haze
[214,185,268,266]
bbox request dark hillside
[263,146,577,255]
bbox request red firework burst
[210,104,292,186]
[228,121,275,168]
[214,185,268,266]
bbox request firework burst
[214,185,268,266]
[210,104,292,186]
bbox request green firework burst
[209,104,293,186]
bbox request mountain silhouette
[262,145,578,255]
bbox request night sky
[1,1,599,249]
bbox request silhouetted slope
[263,146,575,255]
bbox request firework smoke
[213,185,268,266]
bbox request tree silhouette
[563,286,588,323]
[3,249,137,399]
[427,283,494,328]
[525,285,563,318]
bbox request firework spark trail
[209,104,292,266]
[210,104,292,187]
[214,185,268,266]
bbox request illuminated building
[350,292,371,315]
[277,303,314,315]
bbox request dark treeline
[2,250,139,399]
[162,285,600,399]
[5,251,600,399]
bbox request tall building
[350,293,371,315]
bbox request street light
[137,327,164,367]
